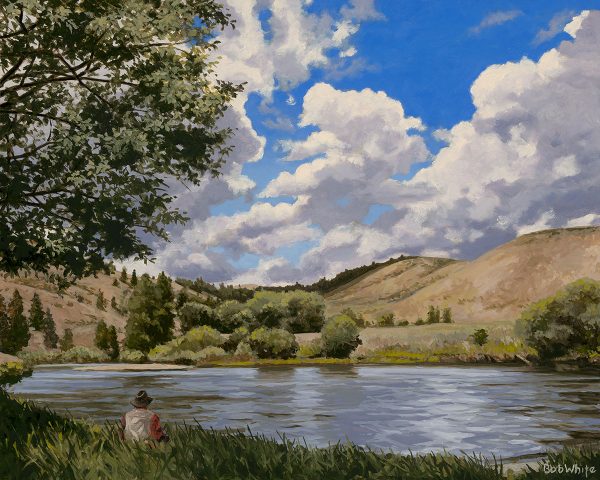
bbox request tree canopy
[0,1,242,281]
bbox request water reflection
[10,364,600,457]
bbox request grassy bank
[2,389,600,479]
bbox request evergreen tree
[130,269,138,287]
[95,320,109,351]
[111,296,118,310]
[112,279,119,287]
[96,290,107,311]
[42,309,59,349]
[125,273,174,353]
[29,292,45,330]
[120,267,128,283]
[0,295,9,353]
[426,305,437,324]
[176,290,189,311]
[59,328,74,351]
[107,326,120,360]
[434,307,441,324]
[2,290,31,354]
[442,308,453,324]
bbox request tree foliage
[247,327,298,359]
[519,278,600,359]
[125,273,174,352]
[0,290,30,354]
[0,0,242,281]
[59,328,74,351]
[28,292,44,330]
[320,315,362,358]
[94,320,109,351]
[42,308,58,349]
[178,302,217,334]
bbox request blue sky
[129,2,600,285]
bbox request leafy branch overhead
[0,0,243,280]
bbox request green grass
[2,389,600,479]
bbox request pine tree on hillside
[3,290,31,354]
[120,267,128,283]
[95,320,109,351]
[42,309,59,349]
[59,328,74,351]
[29,292,45,330]
[155,272,175,342]
[107,325,120,360]
[0,295,9,353]
[130,269,138,287]
[96,290,107,311]
[110,296,118,311]
[442,308,453,324]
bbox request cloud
[533,10,576,45]
[469,10,522,35]
[340,0,385,21]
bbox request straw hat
[131,390,153,408]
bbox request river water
[10,364,600,458]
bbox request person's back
[120,390,169,443]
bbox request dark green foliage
[42,309,59,349]
[110,296,118,311]
[0,290,30,354]
[120,268,128,283]
[59,328,74,352]
[284,292,326,333]
[470,329,489,346]
[256,303,289,329]
[519,278,600,360]
[175,290,189,310]
[248,328,298,359]
[223,326,250,352]
[415,318,425,326]
[107,326,119,360]
[179,302,218,333]
[397,320,410,327]
[112,279,119,287]
[130,270,138,287]
[426,306,441,324]
[376,312,395,327]
[0,1,241,282]
[95,321,109,351]
[442,308,453,323]
[28,293,45,330]
[125,273,174,353]
[320,315,362,358]
[96,291,107,311]
[0,389,513,480]
[175,277,255,303]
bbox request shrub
[223,326,250,352]
[519,278,600,359]
[414,318,425,326]
[234,341,255,358]
[297,339,323,359]
[248,327,298,359]
[196,346,227,361]
[60,346,109,363]
[0,361,31,386]
[119,349,147,363]
[470,329,489,346]
[442,308,453,323]
[215,301,247,332]
[59,328,74,351]
[179,302,218,333]
[320,315,362,358]
[426,305,441,324]
[179,326,224,351]
[396,320,410,327]
[376,313,395,327]
[284,291,325,333]
[18,350,61,367]
[256,303,288,329]
[341,308,365,328]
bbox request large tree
[28,292,44,330]
[0,1,242,281]
[1,289,30,354]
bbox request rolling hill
[325,226,600,324]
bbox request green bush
[179,302,218,333]
[470,329,489,346]
[119,349,147,363]
[223,326,250,352]
[60,346,109,363]
[376,312,395,327]
[0,361,31,386]
[396,320,410,327]
[148,326,224,362]
[248,327,298,359]
[215,301,247,332]
[283,291,325,333]
[414,318,425,326]
[340,308,365,328]
[297,339,323,359]
[320,315,362,358]
[519,278,600,360]
[17,350,61,367]
[233,342,255,358]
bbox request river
[10,364,600,458]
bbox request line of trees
[0,290,59,354]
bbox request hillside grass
[2,389,600,479]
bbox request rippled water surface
[11,364,600,457]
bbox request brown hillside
[325,227,600,324]
[0,271,185,349]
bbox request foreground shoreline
[2,388,599,479]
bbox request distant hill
[0,271,186,349]
[325,226,600,324]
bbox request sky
[123,1,600,286]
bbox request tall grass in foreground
[1,390,598,479]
